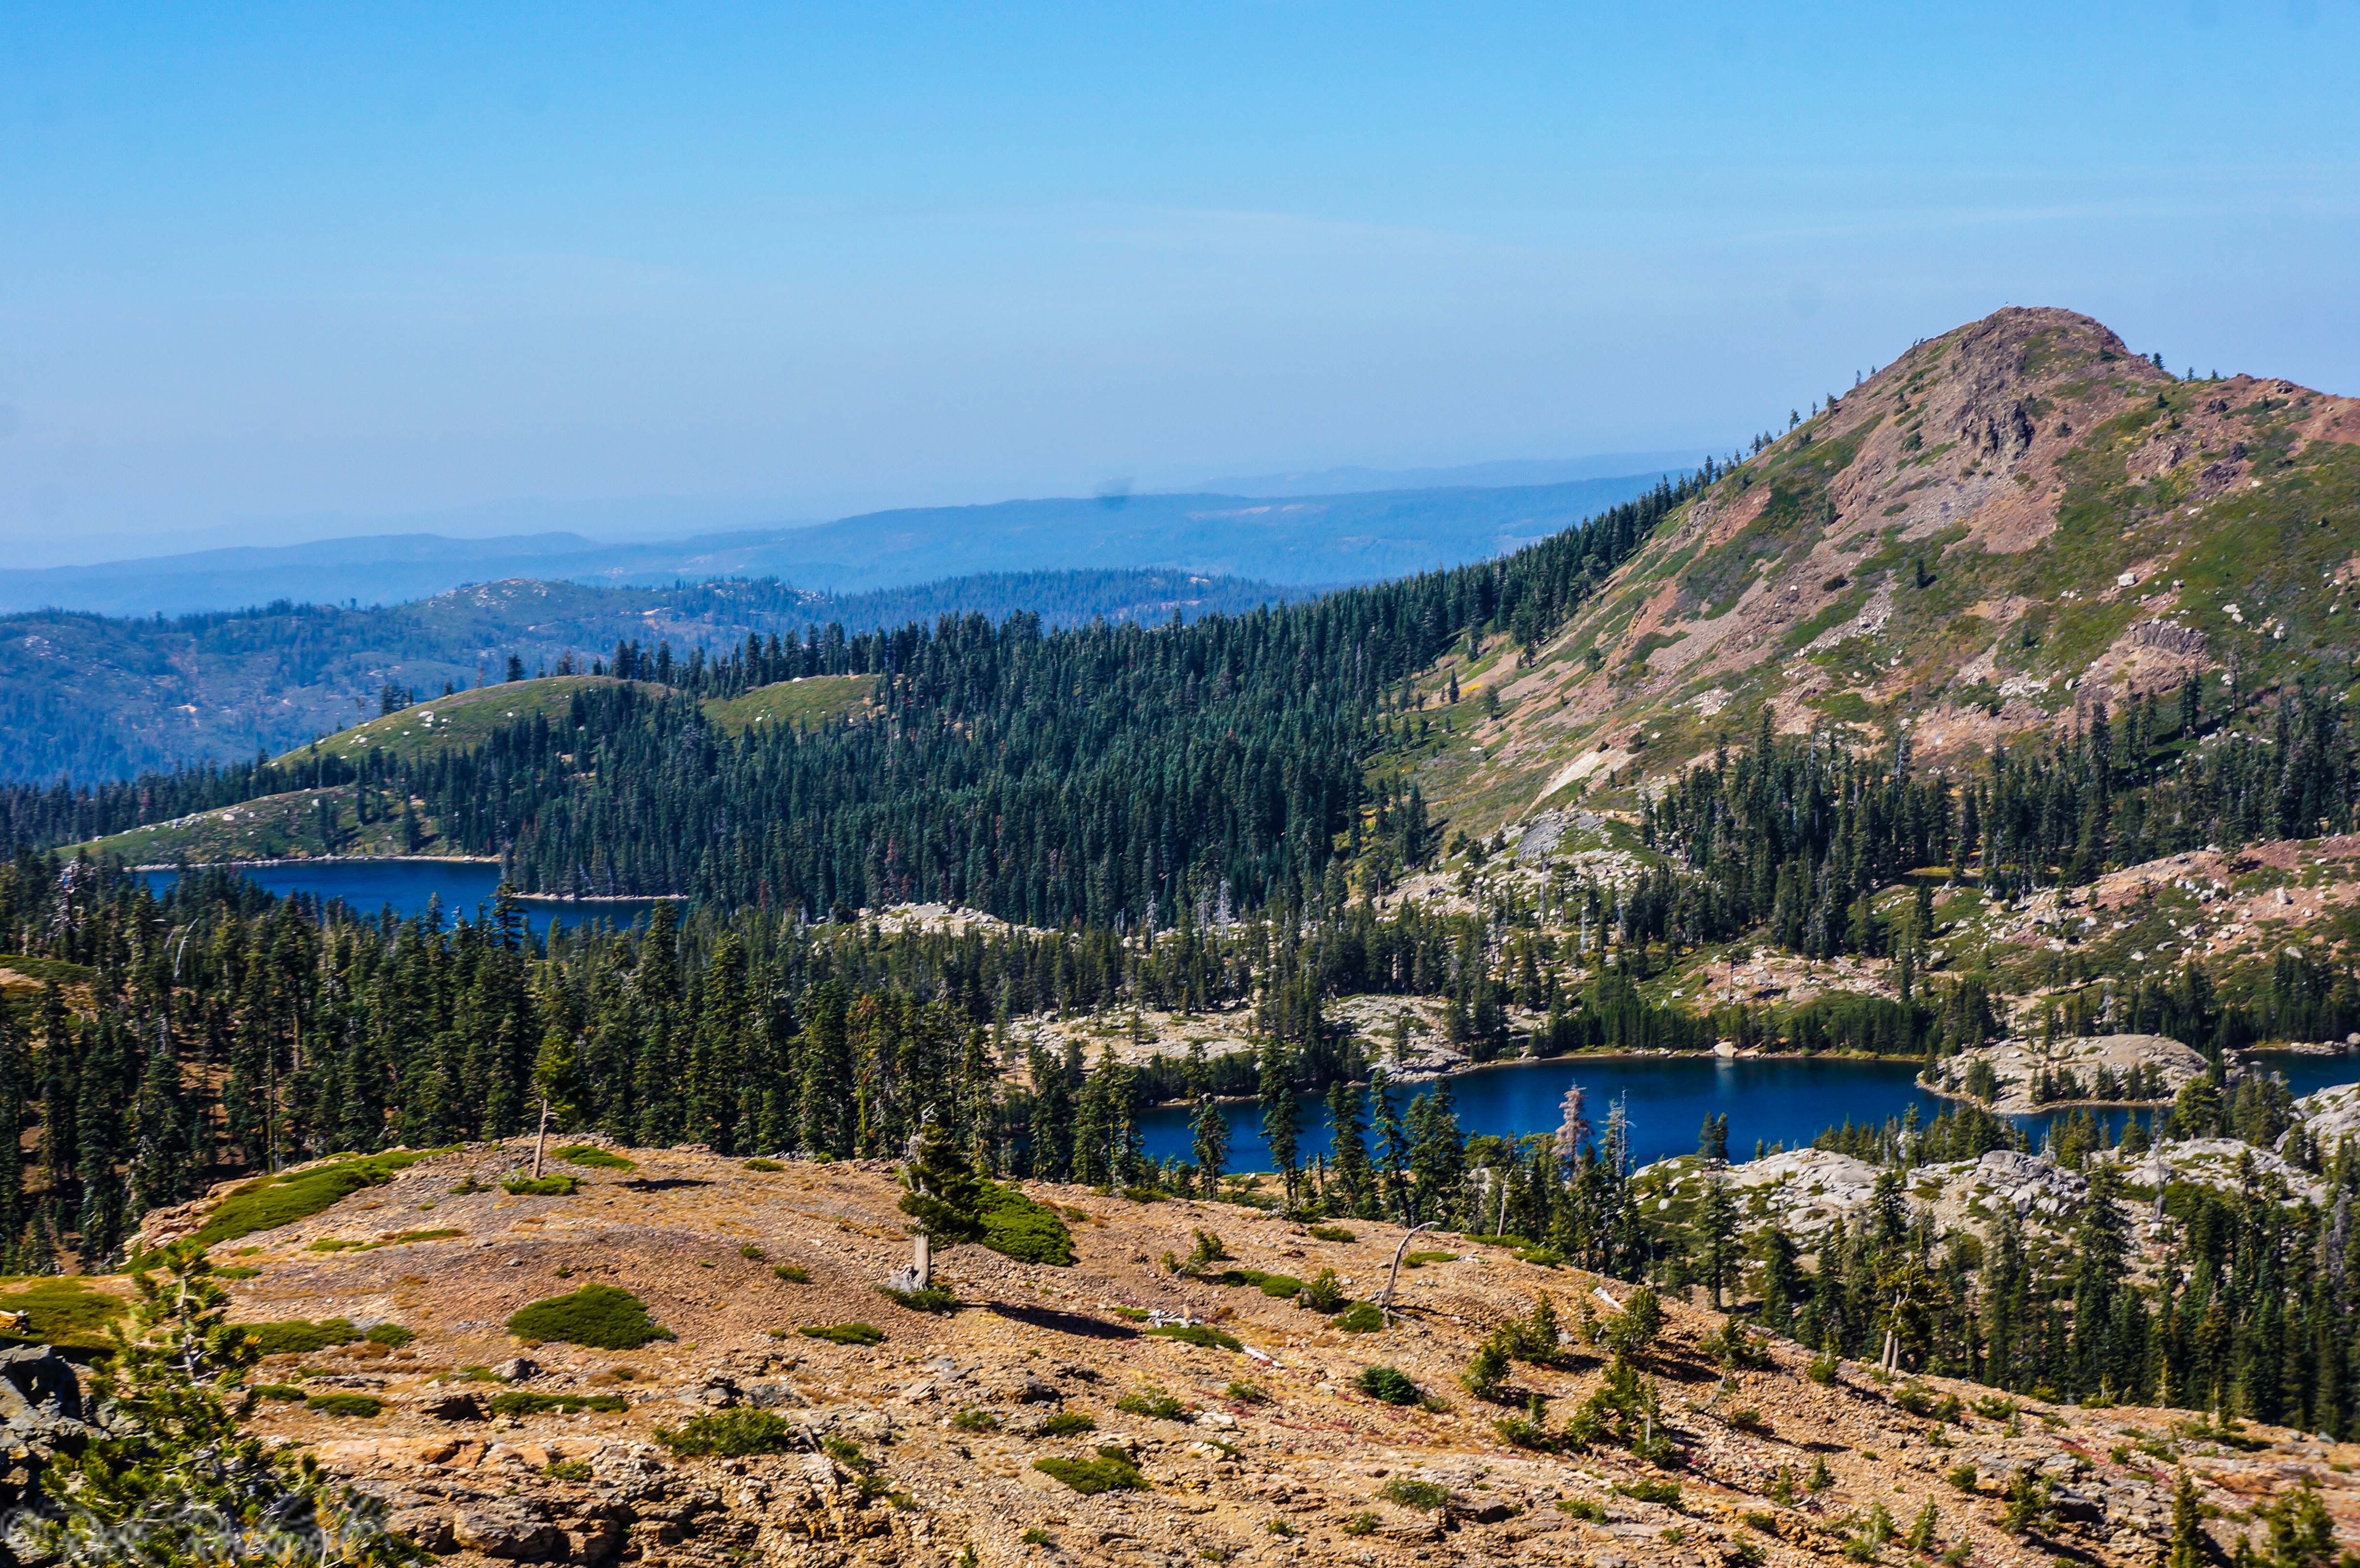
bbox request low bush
[1213,1269,1303,1299]
[545,1461,593,1482]
[1332,1301,1384,1334]
[800,1323,885,1346]
[1341,1512,1378,1536]
[738,1243,765,1260]
[1298,1268,1347,1313]
[188,1147,451,1247]
[1115,1386,1187,1420]
[1305,1224,1355,1243]
[1379,1477,1450,1511]
[1021,1528,1054,1546]
[658,1409,804,1457]
[488,1391,629,1417]
[1946,1464,1979,1493]
[248,1383,306,1402]
[1223,1380,1269,1404]
[773,1263,811,1283]
[1032,1452,1146,1495]
[1143,1323,1240,1351]
[1727,1406,1768,1433]
[500,1174,580,1197]
[238,1317,361,1356]
[305,1393,385,1418]
[505,1285,674,1350]
[0,1277,130,1350]
[950,1407,1001,1432]
[1556,1498,1608,1522]
[1805,1351,1841,1384]
[976,1181,1077,1266]
[548,1144,636,1171]
[1353,1366,1420,1406]
[1036,1410,1097,1436]
[875,1284,959,1313]
[744,1158,786,1172]
[1701,1322,1772,1370]
[364,1323,414,1348]
[214,1266,262,1280]
[1401,1250,1458,1269]
[1615,1478,1681,1507]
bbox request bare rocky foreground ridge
[79,1141,2360,1568]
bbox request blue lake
[1140,1050,2360,1171]
[140,860,670,938]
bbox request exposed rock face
[0,1345,96,1559]
[1927,1032,2207,1114]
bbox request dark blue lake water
[1139,1051,2360,1171]
[140,860,670,938]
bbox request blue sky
[2,3,2354,561]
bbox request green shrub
[500,1173,580,1197]
[1119,1187,1165,1204]
[1947,1464,1979,1493]
[1223,1380,1269,1404]
[744,1158,786,1172]
[548,1144,636,1171]
[1701,1322,1772,1370]
[1341,1512,1378,1536]
[738,1243,765,1260]
[248,1382,306,1402]
[213,1266,262,1280]
[363,1323,414,1348]
[1306,1225,1355,1243]
[950,1407,1001,1432]
[1353,1366,1420,1406]
[658,1409,804,1457]
[1294,1268,1346,1313]
[1616,1478,1681,1507]
[1727,1406,1767,1433]
[773,1263,811,1283]
[1332,1301,1384,1333]
[1557,1498,1608,1522]
[1115,1385,1186,1420]
[187,1148,450,1247]
[1021,1528,1054,1546]
[1033,1452,1146,1495]
[488,1391,629,1417]
[1401,1250,1458,1268]
[237,1316,360,1356]
[1144,1323,1240,1351]
[1036,1409,1097,1436]
[1186,1230,1229,1267]
[545,1461,593,1482]
[305,1393,385,1418]
[1213,1269,1303,1298]
[1806,1351,1841,1384]
[875,1284,959,1313]
[976,1181,1077,1266]
[1380,1477,1450,1511]
[505,1285,673,1350]
[0,1278,130,1349]
[799,1322,885,1346]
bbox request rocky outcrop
[0,1345,97,1556]
[1926,1032,2207,1114]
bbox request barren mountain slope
[1417,307,2360,834]
[149,1141,2360,1568]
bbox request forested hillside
[0,566,1285,783]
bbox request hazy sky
[2,3,2354,563]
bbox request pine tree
[1258,1045,1301,1211]
[897,1112,985,1290]
[1189,1095,1229,1200]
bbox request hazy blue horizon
[5,5,2353,558]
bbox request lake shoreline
[135,856,682,903]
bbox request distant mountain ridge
[0,471,1680,617]
[1195,451,1708,497]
